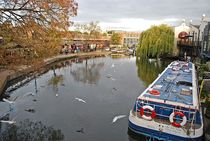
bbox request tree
[0,0,78,30]
[74,21,102,38]
[0,0,78,65]
[110,32,122,45]
[0,119,64,141]
[136,24,174,58]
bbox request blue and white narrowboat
[128,61,203,141]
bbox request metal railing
[134,100,197,123]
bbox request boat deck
[139,61,196,106]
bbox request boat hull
[128,111,203,141]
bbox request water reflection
[70,59,104,84]
[127,128,148,141]
[1,56,171,141]
[0,119,64,141]
[136,59,171,86]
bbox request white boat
[128,61,203,141]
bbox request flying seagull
[0,120,16,124]
[112,115,126,123]
[111,64,115,68]
[75,98,86,103]
[2,98,15,104]
[0,114,19,124]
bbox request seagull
[75,98,86,103]
[2,98,15,104]
[0,114,19,124]
[23,92,35,97]
[111,78,116,81]
[0,120,16,124]
[111,64,115,68]
[112,115,126,123]
[106,74,112,78]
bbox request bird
[111,64,115,68]
[106,74,112,78]
[112,115,126,123]
[0,120,16,124]
[23,92,35,97]
[75,98,86,103]
[111,78,116,81]
[0,114,19,124]
[2,98,15,104]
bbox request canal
[0,56,171,141]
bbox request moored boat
[128,61,203,141]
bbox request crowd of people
[60,43,99,54]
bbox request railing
[134,100,197,124]
[177,41,202,47]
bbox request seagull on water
[112,115,126,123]
[23,92,35,97]
[75,98,86,103]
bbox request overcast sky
[72,0,210,31]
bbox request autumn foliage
[0,0,78,66]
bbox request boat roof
[138,61,199,109]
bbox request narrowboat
[128,61,203,141]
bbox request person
[60,45,65,54]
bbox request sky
[71,0,210,31]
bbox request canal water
[0,56,170,141]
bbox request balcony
[177,40,201,48]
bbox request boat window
[180,88,192,95]
[176,81,192,86]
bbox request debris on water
[56,94,59,97]
[75,98,86,103]
[25,108,35,113]
[61,84,65,86]
[112,115,126,123]
[113,87,118,91]
[33,99,37,102]
[40,85,45,88]
[111,64,115,68]
[76,128,84,134]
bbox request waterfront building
[175,17,209,59]
[201,22,210,59]
[107,30,140,48]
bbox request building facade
[122,32,140,48]
[202,22,210,59]
[107,30,140,48]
